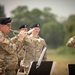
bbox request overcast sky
[0,0,75,19]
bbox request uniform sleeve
[1,38,23,54]
[0,32,23,54]
[66,36,75,47]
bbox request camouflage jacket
[22,35,35,67]
[29,36,47,61]
[66,36,75,47]
[22,35,47,68]
[0,31,23,70]
[11,35,24,60]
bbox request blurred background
[0,0,75,75]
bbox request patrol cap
[0,17,12,24]
[19,24,28,29]
[30,23,40,28]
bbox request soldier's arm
[0,31,25,54]
[0,33,14,54]
[66,36,75,47]
[0,37,23,54]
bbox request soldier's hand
[18,30,27,40]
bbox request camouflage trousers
[0,59,5,75]
[0,59,18,75]
[4,69,17,75]
[0,68,17,75]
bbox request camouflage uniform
[11,36,25,68]
[19,35,35,75]
[0,31,23,75]
[30,36,47,61]
[22,35,47,75]
[66,36,75,47]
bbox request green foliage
[66,15,75,33]
[64,15,75,43]
[66,15,75,34]
[57,46,75,55]
[41,22,64,48]
[29,8,43,24]
[42,7,57,23]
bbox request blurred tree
[0,5,6,17]
[11,5,30,30]
[41,21,64,48]
[66,15,75,34]
[30,8,43,25]
[42,7,57,23]
[40,7,58,37]
[64,15,75,43]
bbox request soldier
[0,17,26,75]
[66,36,75,47]
[29,23,47,61]
[17,25,35,75]
[11,24,28,70]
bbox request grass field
[47,50,75,75]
